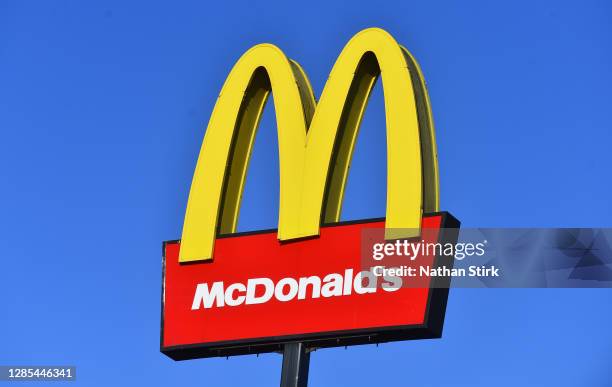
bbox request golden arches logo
[180,28,439,262]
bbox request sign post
[280,343,310,387]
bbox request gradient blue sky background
[1,1,611,386]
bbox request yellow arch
[180,28,439,262]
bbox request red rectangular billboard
[161,212,459,360]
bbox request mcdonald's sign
[161,28,459,360]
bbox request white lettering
[245,277,274,305]
[191,268,403,310]
[192,281,225,310]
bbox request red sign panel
[161,212,459,360]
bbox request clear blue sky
[1,1,611,386]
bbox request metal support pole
[280,342,310,387]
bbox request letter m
[180,28,439,262]
[192,282,225,309]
